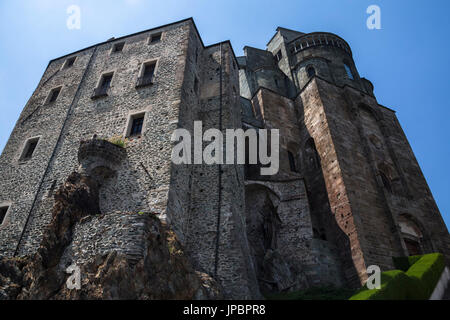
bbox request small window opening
[48,87,61,103]
[21,137,39,161]
[288,151,297,172]
[379,171,392,193]
[130,116,144,137]
[275,50,283,62]
[194,77,199,95]
[150,33,161,43]
[307,66,316,78]
[112,42,125,53]
[137,62,156,87]
[344,63,354,80]
[0,205,9,225]
[64,57,76,68]
[93,73,113,98]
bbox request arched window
[307,66,316,78]
[288,151,297,172]
[344,62,354,80]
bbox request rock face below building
[0,171,221,300]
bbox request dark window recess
[288,151,297,172]
[150,33,161,43]
[275,50,283,62]
[137,63,155,87]
[0,206,8,225]
[380,171,392,193]
[194,77,199,94]
[23,140,38,160]
[48,87,61,103]
[405,238,422,256]
[307,66,316,78]
[65,57,76,68]
[93,74,113,98]
[112,42,125,53]
[130,116,144,136]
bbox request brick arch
[398,213,434,255]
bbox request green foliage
[392,257,410,272]
[105,135,128,148]
[392,255,422,272]
[266,286,355,300]
[406,253,445,300]
[349,253,445,300]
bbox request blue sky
[0,0,449,228]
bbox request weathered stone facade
[0,19,449,299]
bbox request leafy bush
[350,253,445,300]
[106,135,128,148]
[406,253,445,300]
[392,255,422,272]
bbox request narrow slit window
[130,116,144,136]
[0,205,9,225]
[194,77,199,94]
[48,87,61,103]
[288,151,297,172]
[275,50,283,62]
[344,63,354,80]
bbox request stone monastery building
[0,18,449,299]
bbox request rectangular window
[149,33,161,43]
[64,57,76,69]
[136,62,156,87]
[20,137,39,161]
[48,87,61,103]
[112,42,125,53]
[92,73,113,98]
[130,116,144,136]
[0,205,9,225]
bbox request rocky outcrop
[0,172,222,300]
